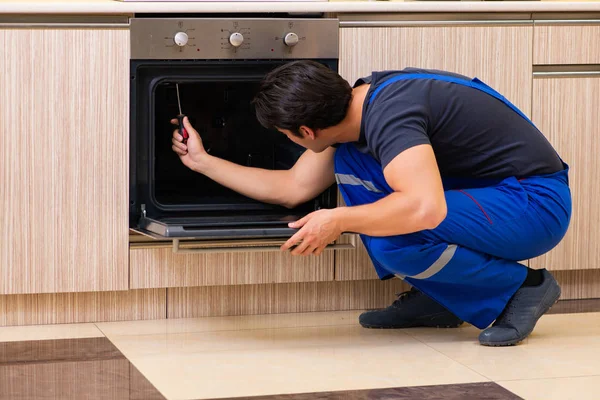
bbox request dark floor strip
[209,382,523,400]
[548,298,600,314]
[0,337,166,400]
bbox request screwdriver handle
[177,114,188,145]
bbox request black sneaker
[359,287,464,329]
[479,269,561,347]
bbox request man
[171,61,571,346]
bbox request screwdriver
[176,83,189,145]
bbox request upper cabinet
[0,25,130,294]
[534,21,600,65]
[340,21,533,114]
[337,20,534,280]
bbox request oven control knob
[229,32,244,48]
[174,32,189,47]
[284,32,299,47]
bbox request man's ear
[299,126,316,140]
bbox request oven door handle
[172,237,356,254]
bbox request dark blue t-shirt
[353,68,564,179]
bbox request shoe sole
[360,321,464,329]
[480,284,561,347]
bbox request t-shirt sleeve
[365,97,431,169]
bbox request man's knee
[366,236,450,278]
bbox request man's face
[277,127,330,153]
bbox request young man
[171,60,571,346]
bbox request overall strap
[367,73,536,128]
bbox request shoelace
[391,288,422,308]
[493,291,523,326]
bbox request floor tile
[404,312,600,380]
[498,376,600,400]
[107,322,487,400]
[211,382,522,400]
[0,337,166,400]
[0,323,103,343]
[96,311,361,337]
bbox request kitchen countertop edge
[1,1,600,16]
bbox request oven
[129,17,350,251]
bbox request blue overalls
[334,74,572,329]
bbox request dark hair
[252,60,352,137]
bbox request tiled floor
[0,299,599,399]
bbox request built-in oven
[129,17,352,252]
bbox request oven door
[135,212,300,240]
[131,212,356,254]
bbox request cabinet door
[129,243,334,289]
[337,24,533,280]
[534,22,600,65]
[530,75,600,270]
[0,28,130,294]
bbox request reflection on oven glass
[154,80,305,209]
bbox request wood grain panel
[130,246,334,289]
[553,269,600,300]
[534,24,600,65]
[338,25,533,279]
[340,25,533,114]
[0,289,166,327]
[335,235,379,281]
[0,28,129,294]
[168,279,410,318]
[531,77,600,271]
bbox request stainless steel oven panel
[131,18,338,60]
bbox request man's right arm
[172,117,336,209]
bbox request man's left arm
[337,144,446,236]
[281,143,447,255]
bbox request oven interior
[153,79,306,211]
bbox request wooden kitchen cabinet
[0,27,130,294]
[129,244,334,289]
[336,23,533,280]
[530,75,600,271]
[534,22,600,65]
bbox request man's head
[252,60,352,152]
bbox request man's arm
[172,117,336,209]
[281,144,446,255]
[337,144,447,235]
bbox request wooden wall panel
[534,23,600,65]
[531,76,600,271]
[167,279,410,319]
[0,28,130,294]
[554,269,600,300]
[130,246,334,289]
[0,289,166,327]
[335,235,379,281]
[340,25,533,114]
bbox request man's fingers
[291,240,312,256]
[170,118,178,125]
[313,245,326,256]
[172,137,187,149]
[281,230,305,251]
[172,145,187,156]
[288,213,312,229]
[183,116,197,134]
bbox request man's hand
[281,209,343,256]
[171,116,210,173]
